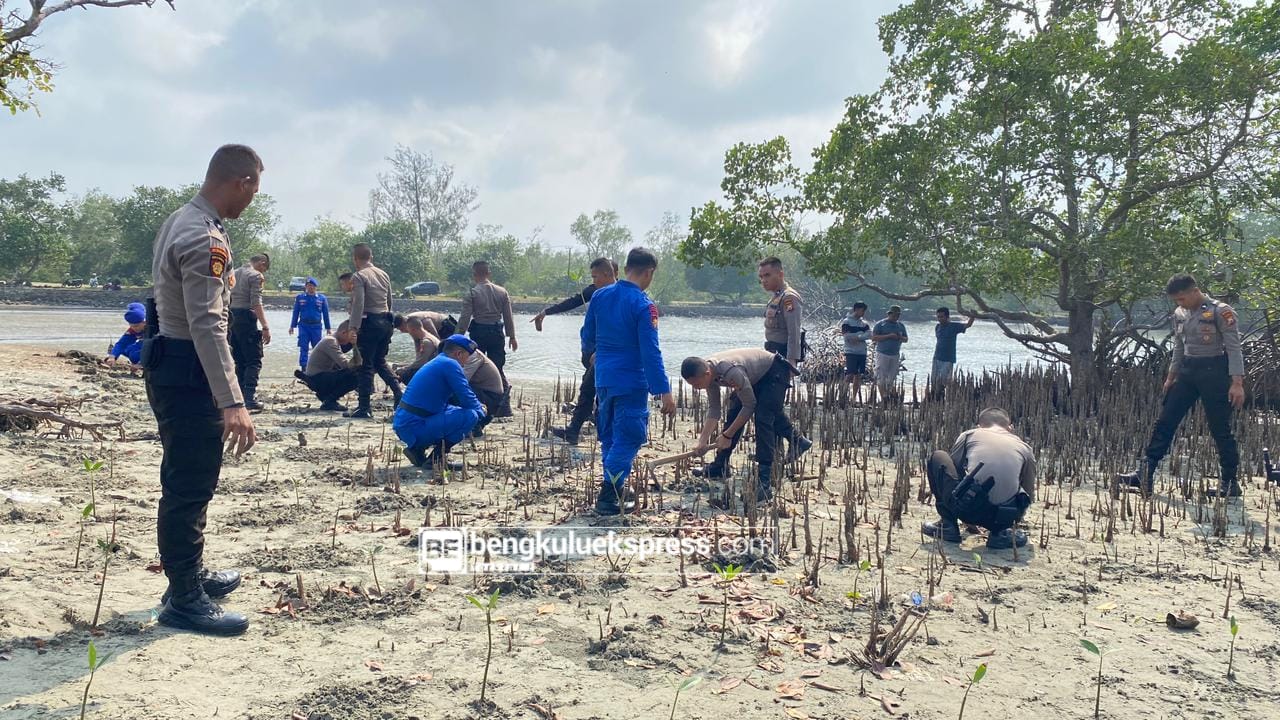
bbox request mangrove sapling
[957,663,986,720]
[972,552,992,594]
[368,545,384,595]
[712,563,743,648]
[1080,639,1116,720]
[465,589,501,705]
[74,502,94,567]
[1227,616,1239,679]
[81,458,103,515]
[90,538,119,630]
[78,640,110,720]
[845,559,873,604]
[666,675,702,720]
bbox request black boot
[403,445,427,468]
[319,400,347,412]
[693,449,731,479]
[344,406,374,419]
[594,480,623,516]
[160,568,241,605]
[158,576,249,636]
[1116,459,1155,493]
[293,370,315,390]
[786,435,813,463]
[244,396,264,413]
[549,426,580,445]
[1206,471,1243,499]
[755,467,773,503]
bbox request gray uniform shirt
[403,334,440,374]
[305,335,351,375]
[459,281,515,337]
[764,285,803,363]
[408,310,449,338]
[349,265,393,330]
[950,426,1037,505]
[151,194,242,408]
[463,351,505,394]
[1170,298,1245,376]
[704,348,779,420]
[228,265,263,310]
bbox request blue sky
[1,0,896,246]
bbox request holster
[141,336,210,389]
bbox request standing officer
[581,247,676,516]
[1119,273,1246,498]
[288,277,331,370]
[143,144,259,635]
[756,256,807,461]
[682,348,800,503]
[457,261,517,376]
[346,242,402,418]
[228,253,271,410]
[532,257,618,444]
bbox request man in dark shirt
[532,257,617,444]
[932,307,975,390]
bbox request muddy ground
[0,344,1277,720]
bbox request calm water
[0,306,1037,385]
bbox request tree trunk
[1066,301,1096,403]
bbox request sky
[1,0,897,247]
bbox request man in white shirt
[922,407,1036,549]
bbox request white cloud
[700,0,778,86]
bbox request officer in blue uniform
[106,301,147,366]
[393,334,487,472]
[289,277,331,370]
[581,247,676,516]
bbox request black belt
[1183,354,1227,367]
[398,401,435,419]
[299,319,323,325]
[364,312,393,320]
[471,321,503,329]
[230,308,255,316]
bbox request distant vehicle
[404,281,440,297]
[288,276,308,292]
[63,277,84,287]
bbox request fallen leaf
[144,562,163,573]
[407,672,433,682]
[879,695,899,715]
[800,669,822,679]
[364,659,383,672]
[526,702,560,720]
[809,681,844,693]
[770,578,788,586]
[974,648,996,658]
[758,660,785,674]
[776,680,807,700]
[1095,601,1117,612]
[291,712,308,720]
[258,606,282,615]
[829,632,842,643]
[529,637,547,646]
[784,709,808,719]
[896,661,916,674]
[537,603,556,615]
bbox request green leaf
[859,559,872,572]
[1230,616,1239,637]
[81,503,94,519]
[488,588,501,609]
[1080,639,1100,656]
[972,663,987,683]
[678,676,703,692]
[88,640,96,669]
[466,595,484,609]
[972,552,982,566]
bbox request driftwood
[0,403,124,441]
[646,447,710,470]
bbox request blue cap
[306,277,318,287]
[124,302,146,324]
[442,334,477,354]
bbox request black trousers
[569,352,597,432]
[474,387,507,432]
[1143,354,1239,482]
[356,313,400,409]
[762,342,796,441]
[228,309,263,400]
[926,451,1027,532]
[309,368,358,404]
[469,322,506,374]
[144,339,223,584]
[707,359,791,475]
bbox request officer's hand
[532,312,546,332]
[509,337,519,351]
[715,434,733,450]
[222,406,257,457]
[1163,375,1177,392]
[659,393,676,417]
[1228,382,1245,409]
[288,327,295,336]
[262,328,272,345]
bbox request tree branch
[3,0,172,44]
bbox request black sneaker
[343,407,374,419]
[403,446,427,467]
[158,588,249,636]
[691,464,727,479]
[986,529,1028,549]
[549,426,580,445]
[1205,482,1242,499]
[161,568,241,605]
[319,400,347,412]
[786,436,813,463]
[921,520,962,543]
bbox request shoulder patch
[783,297,796,312]
[210,245,229,278]
[649,303,659,329]
[1222,308,1236,327]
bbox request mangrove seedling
[74,502,94,567]
[1228,616,1239,679]
[81,458,103,513]
[79,640,110,720]
[90,538,118,630]
[666,675,702,720]
[973,552,992,593]
[712,563,743,648]
[465,589,501,704]
[845,559,873,603]
[958,662,986,720]
[1080,639,1116,720]
[368,545,384,595]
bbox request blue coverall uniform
[290,292,331,369]
[110,329,143,365]
[393,354,485,454]
[581,280,669,511]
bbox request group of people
[135,145,1247,638]
[839,303,975,400]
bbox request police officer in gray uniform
[143,144,259,635]
[1120,273,1246,497]
[756,257,809,461]
[346,242,402,418]
[457,261,517,376]
[228,253,271,410]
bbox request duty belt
[299,319,323,325]
[397,401,435,419]
[1183,354,1227,367]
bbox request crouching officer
[682,349,799,503]
[581,247,676,516]
[294,320,358,411]
[393,334,486,472]
[922,408,1035,549]
[463,349,509,436]
[228,252,272,410]
[1119,273,1245,498]
[143,144,260,635]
